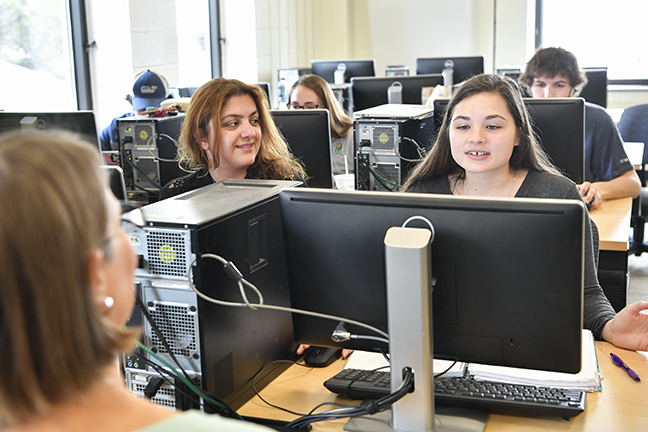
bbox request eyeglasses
[288,103,323,110]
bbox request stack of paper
[467,329,601,392]
[343,350,467,378]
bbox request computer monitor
[177,87,199,97]
[271,109,333,188]
[255,82,271,103]
[280,188,585,373]
[0,111,100,150]
[311,59,376,84]
[524,98,586,184]
[350,74,445,111]
[580,68,608,108]
[432,98,585,183]
[416,56,485,86]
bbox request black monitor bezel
[350,74,445,111]
[416,56,485,85]
[311,59,376,84]
[280,188,585,374]
[0,111,99,149]
[271,109,333,188]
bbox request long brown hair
[178,78,306,180]
[401,74,560,191]
[0,131,137,426]
[288,74,353,139]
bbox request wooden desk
[590,196,632,252]
[589,197,632,311]
[239,342,648,431]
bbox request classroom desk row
[239,341,648,431]
[589,196,633,312]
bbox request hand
[577,182,602,210]
[601,301,648,351]
[296,344,354,359]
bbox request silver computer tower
[354,106,435,191]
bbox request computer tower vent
[126,369,177,410]
[148,301,198,358]
[373,161,400,191]
[212,353,235,400]
[133,382,176,408]
[134,157,159,185]
[147,231,189,277]
[372,127,396,150]
[134,124,155,146]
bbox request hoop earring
[104,296,114,310]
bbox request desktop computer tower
[118,114,185,196]
[122,179,301,411]
[354,105,435,191]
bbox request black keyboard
[324,368,586,418]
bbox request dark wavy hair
[519,47,588,93]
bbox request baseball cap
[132,70,168,111]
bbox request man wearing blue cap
[99,70,169,151]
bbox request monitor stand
[344,226,487,432]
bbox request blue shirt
[584,102,633,183]
[99,112,135,151]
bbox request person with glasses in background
[288,74,355,175]
[520,47,641,210]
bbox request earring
[104,296,114,310]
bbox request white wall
[84,0,644,128]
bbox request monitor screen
[311,59,376,84]
[271,109,333,188]
[0,111,100,149]
[416,56,485,86]
[433,98,585,183]
[579,68,608,108]
[350,74,445,111]
[280,188,585,373]
[255,82,271,103]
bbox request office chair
[617,103,648,256]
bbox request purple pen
[610,353,641,382]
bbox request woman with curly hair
[161,78,306,199]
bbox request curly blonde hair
[178,78,305,181]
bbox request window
[541,0,648,83]
[0,0,79,111]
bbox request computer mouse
[302,346,342,367]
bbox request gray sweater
[406,169,617,339]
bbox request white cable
[394,136,426,162]
[146,132,179,162]
[186,254,389,340]
[401,215,435,234]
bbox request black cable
[138,348,241,419]
[135,293,240,417]
[250,359,311,417]
[435,359,459,378]
[126,157,163,191]
[135,293,193,382]
[359,158,397,191]
[286,367,415,429]
[139,356,205,410]
[340,365,390,399]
